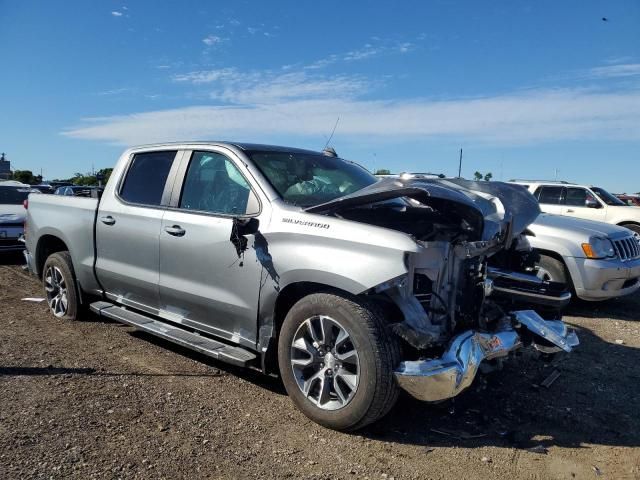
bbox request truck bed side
[26,194,101,295]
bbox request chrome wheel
[290,315,360,411]
[44,266,68,317]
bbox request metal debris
[614,339,624,345]
[592,465,602,476]
[527,445,549,454]
[541,369,561,388]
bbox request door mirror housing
[585,198,600,209]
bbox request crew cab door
[561,186,607,222]
[158,149,264,348]
[95,149,180,315]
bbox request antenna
[323,116,340,150]
[458,148,463,177]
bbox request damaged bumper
[393,310,579,402]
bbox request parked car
[378,174,640,302]
[0,183,39,252]
[509,180,640,235]
[24,143,578,431]
[526,214,640,301]
[615,194,640,207]
[31,184,56,194]
[54,185,100,197]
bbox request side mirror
[235,217,260,236]
[585,199,600,209]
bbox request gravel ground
[1,255,639,479]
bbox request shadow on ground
[0,252,25,266]
[565,294,640,322]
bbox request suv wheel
[536,254,568,284]
[278,292,400,431]
[43,251,80,321]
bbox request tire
[621,223,640,235]
[277,292,400,431]
[536,254,568,285]
[42,251,80,321]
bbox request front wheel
[42,251,80,321]
[277,292,400,431]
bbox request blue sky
[1,0,639,192]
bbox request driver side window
[179,151,253,216]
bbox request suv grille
[613,235,640,261]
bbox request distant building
[0,153,11,180]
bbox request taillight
[23,199,28,209]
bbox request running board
[90,301,256,367]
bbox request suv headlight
[581,237,616,259]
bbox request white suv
[510,180,640,235]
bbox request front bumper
[572,256,640,301]
[394,310,579,402]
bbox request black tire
[621,223,640,235]
[536,254,568,285]
[277,292,400,431]
[42,251,80,321]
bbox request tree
[374,169,391,175]
[473,171,493,181]
[12,170,41,184]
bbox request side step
[90,301,256,367]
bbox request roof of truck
[131,141,322,156]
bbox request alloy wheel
[289,315,360,411]
[44,266,68,317]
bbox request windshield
[248,151,377,207]
[591,187,626,206]
[0,187,31,205]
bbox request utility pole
[458,148,463,177]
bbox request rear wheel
[277,292,400,431]
[42,251,80,321]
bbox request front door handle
[100,215,116,226]
[566,209,575,213]
[164,225,186,237]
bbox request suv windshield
[0,186,31,204]
[591,187,626,206]
[249,151,377,207]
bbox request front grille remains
[613,235,640,261]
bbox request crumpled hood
[306,177,540,241]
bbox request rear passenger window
[120,151,177,205]
[536,186,564,205]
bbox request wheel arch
[35,234,70,278]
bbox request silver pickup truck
[24,142,578,431]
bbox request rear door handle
[100,215,116,225]
[164,225,186,237]
[566,209,575,213]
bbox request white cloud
[111,11,123,17]
[172,68,368,104]
[588,63,640,79]
[202,35,223,46]
[63,88,640,146]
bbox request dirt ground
[1,255,639,479]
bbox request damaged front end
[310,177,579,402]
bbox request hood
[306,177,540,241]
[531,213,632,239]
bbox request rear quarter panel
[27,194,100,293]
